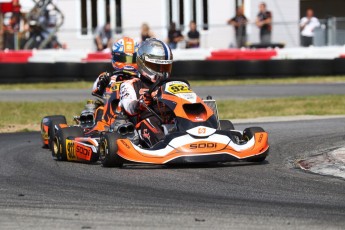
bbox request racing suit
[89,71,137,132]
[119,78,165,147]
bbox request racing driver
[87,37,139,128]
[92,37,139,98]
[118,38,173,147]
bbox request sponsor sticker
[198,127,206,134]
[145,56,173,64]
[111,82,122,92]
[75,143,92,161]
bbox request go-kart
[40,70,135,162]
[98,79,269,166]
[42,77,269,166]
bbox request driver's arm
[119,81,139,116]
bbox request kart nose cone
[186,126,216,137]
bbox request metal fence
[314,17,345,46]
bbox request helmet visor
[112,52,137,64]
[144,60,172,74]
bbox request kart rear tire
[44,115,67,149]
[243,127,267,162]
[53,126,83,161]
[219,120,235,130]
[99,133,123,167]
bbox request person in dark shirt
[167,22,184,49]
[186,21,200,48]
[95,22,113,51]
[228,6,248,48]
[255,2,272,44]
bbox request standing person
[167,22,183,49]
[186,20,200,48]
[228,6,248,48]
[3,13,20,50]
[95,22,113,51]
[300,8,320,47]
[255,2,272,44]
[140,23,154,42]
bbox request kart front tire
[99,133,123,167]
[53,127,83,161]
[45,115,67,149]
[219,120,235,130]
[243,127,267,162]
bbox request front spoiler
[116,131,269,165]
[166,150,269,164]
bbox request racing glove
[92,72,110,97]
[139,92,153,111]
[98,73,110,90]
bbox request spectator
[19,18,30,49]
[25,6,45,49]
[186,20,200,48]
[300,8,320,47]
[3,13,20,50]
[167,22,183,49]
[95,22,113,51]
[25,4,60,49]
[140,23,154,42]
[255,2,272,44]
[228,6,248,48]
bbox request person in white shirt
[300,8,320,47]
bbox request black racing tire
[52,127,83,161]
[44,115,67,150]
[243,127,265,140]
[99,132,123,167]
[243,127,267,162]
[219,120,235,130]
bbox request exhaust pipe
[117,123,135,135]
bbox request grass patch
[0,81,93,90]
[0,101,84,130]
[1,95,345,132]
[1,76,345,90]
[191,76,345,86]
[217,95,345,119]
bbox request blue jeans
[169,42,177,49]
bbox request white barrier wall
[206,0,234,48]
[20,0,300,50]
[121,0,168,42]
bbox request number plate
[166,82,192,94]
[66,139,77,161]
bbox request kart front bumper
[116,131,269,165]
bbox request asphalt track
[1,118,345,229]
[1,83,345,101]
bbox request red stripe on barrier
[207,49,277,61]
[82,52,111,62]
[0,50,33,63]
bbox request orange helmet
[111,37,139,73]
